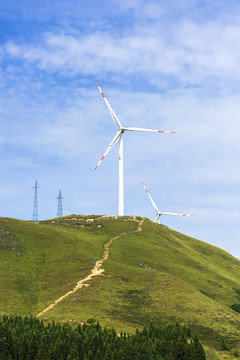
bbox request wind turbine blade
[125,127,176,133]
[160,212,195,216]
[142,182,160,214]
[96,82,122,128]
[94,130,121,170]
[154,213,161,223]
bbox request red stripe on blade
[101,156,105,161]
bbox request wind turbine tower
[57,190,63,218]
[32,180,39,222]
[95,82,176,216]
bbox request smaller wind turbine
[142,182,194,224]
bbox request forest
[0,315,206,359]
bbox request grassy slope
[0,216,240,359]
[0,216,137,314]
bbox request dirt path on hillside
[36,217,144,318]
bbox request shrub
[230,303,240,313]
[86,317,96,325]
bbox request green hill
[0,215,240,359]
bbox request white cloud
[3,17,240,92]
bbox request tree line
[0,315,206,359]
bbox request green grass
[0,215,240,359]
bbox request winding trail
[36,217,144,318]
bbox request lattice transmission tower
[57,190,63,218]
[33,180,39,222]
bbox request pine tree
[18,334,29,360]
[193,335,206,360]
[67,344,79,360]
[35,339,49,360]
[28,333,39,360]
[103,343,113,360]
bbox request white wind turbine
[142,182,194,224]
[94,82,176,216]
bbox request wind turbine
[142,182,194,224]
[95,82,176,216]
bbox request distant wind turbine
[95,82,176,216]
[142,182,194,224]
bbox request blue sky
[1,0,240,258]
